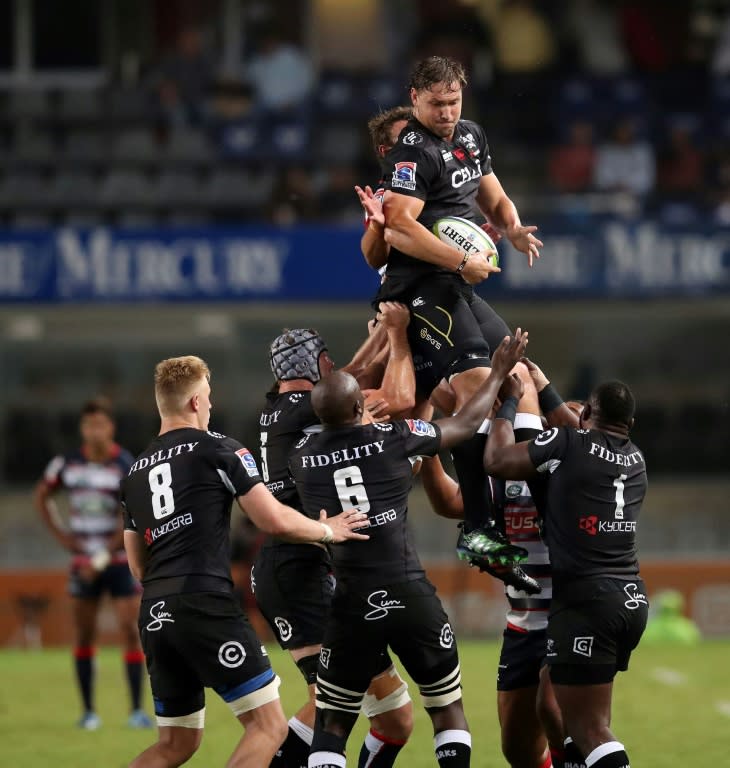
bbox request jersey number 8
[148,463,176,519]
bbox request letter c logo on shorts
[439,623,454,649]
[274,617,293,642]
[218,641,246,668]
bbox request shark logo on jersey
[534,428,559,446]
[402,131,423,146]
[288,393,304,403]
[372,422,393,432]
[294,434,311,450]
[236,448,259,477]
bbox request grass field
[2,639,728,767]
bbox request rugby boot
[128,709,154,728]
[456,522,528,565]
[77,711,102,730]
[477,562,542,595]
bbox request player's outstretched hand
[520,356,550,393]
[376,301,410,330]
[460,251,501,285]
[363,393,391,422]
[320,508,370,542]
[499,372,524,404]
[506,225,543,268]
[490,328,529,376]
[355,185,385,228]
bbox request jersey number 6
[333,466,370,515]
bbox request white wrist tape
[319,523,335,544]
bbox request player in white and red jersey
[34,397,152,731]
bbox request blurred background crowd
[1,0,730,228]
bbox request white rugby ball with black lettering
[432,216,498,266]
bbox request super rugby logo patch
[236,448,259,477]
[392,162,417,190]
[406,419,436,437]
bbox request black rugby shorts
[318,577,459,696]
[496,626,548,691]
[547,578,649,685]
[139,591,273,717]
[252,544,335,650]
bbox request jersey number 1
[149,463,175,519]
[613,474,627,520]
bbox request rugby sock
[308,752,346,768]
[584,741,629,768]
[539,752,554,768]
[124,650,145,711]
[563,737,587,768]
[74,646,95,713]
[357,728,406,767]
[272,717,312,767]
[434,728,471,767]
[450,432,504,532]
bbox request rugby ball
[432,216,499,267]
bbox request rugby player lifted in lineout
[375,55,545,573]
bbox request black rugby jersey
[289,419,442,586]
[257,389,325,552]
[258,390,320,509]
[121,427,262,596]
[527,427,646,583]
[382,117,493,285]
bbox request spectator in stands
[564,0,629,75]
[245,27,315,116]
[547,119,597,194]
[594,117,656,199]
[149,25,215,128]
[656,117,705,202]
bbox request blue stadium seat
[270,119,311,162]
[316,72,361,117]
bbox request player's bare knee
[369,701,414,742]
